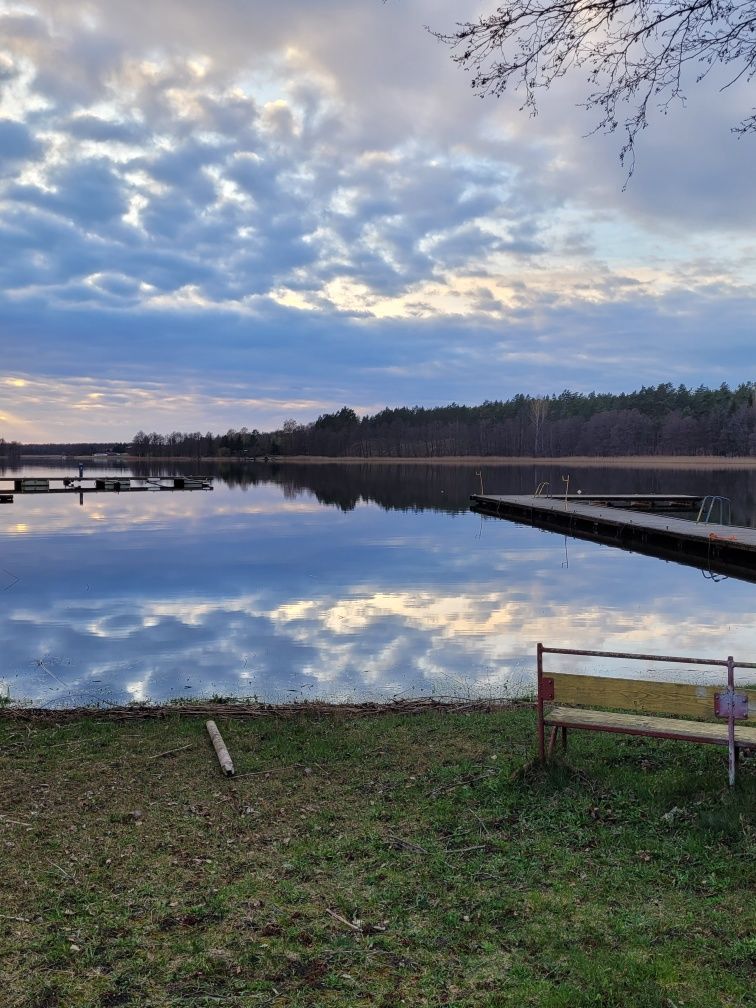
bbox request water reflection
[6,458,756,524]
[1,462,754,706]
[150,459,756,525]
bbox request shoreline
[0,696,517,722]
[10,454,756,472]
[15,453,755,468]
[263,455,756,468]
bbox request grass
[0,707,754,1007]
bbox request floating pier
[0,475,212,503]
[471,494,756,583]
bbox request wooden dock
[471,494,756,583]
[0,476,212,503]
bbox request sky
[1,0,755,442]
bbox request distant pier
[471,493,756,583]
[0,475,212,504]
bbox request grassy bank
[1,708,754,1007]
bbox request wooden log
[205,720,235,776]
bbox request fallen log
[206,719,235,776]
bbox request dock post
[726,655,736,787]
[537,642,546,762]
[562,475,570,510]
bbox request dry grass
[1,708,754,1007]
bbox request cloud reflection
[1,465,754,706]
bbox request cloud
[0,118,42,173]
[10,157,129,225]
[64,114,147,144]
[2,266,753,441]
[0,1,754,438]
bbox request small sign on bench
[536,644,756,786]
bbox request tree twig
[149,743,193,759]
[324,908,363,932]
[384,833,429,854]
[430,770,498,797]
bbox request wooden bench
[536,644,756,785]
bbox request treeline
[129,382,756,459]
[13,442,130,456]
[0,438,21,460]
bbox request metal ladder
[696,495,731,525]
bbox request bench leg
[547,726,559,759]
[561,727,568,752]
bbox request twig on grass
[470,808,491,834]
[385,832,488,858]
[384,833,429,855]
[48,862,75,881]
[430,770,498,797]
[149,743,193,759]
[324,908,363,932]
[509,758,538,781]
[232,762,317,779]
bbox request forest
[126,383,756,459]
[6,441,128,458]
[4,382,755,460]
[0,438,22,460]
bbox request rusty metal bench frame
[537,644,756,786]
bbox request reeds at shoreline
[1,695,517,723]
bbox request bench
[536,644,756,785]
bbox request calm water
[1,461,755,707]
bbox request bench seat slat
[545,706,756,748]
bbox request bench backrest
[545,672,756,722]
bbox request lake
[2,460,755,707]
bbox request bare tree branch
[430,1,756,168]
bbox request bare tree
[528,396,549,455]
[432,2,756,169]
